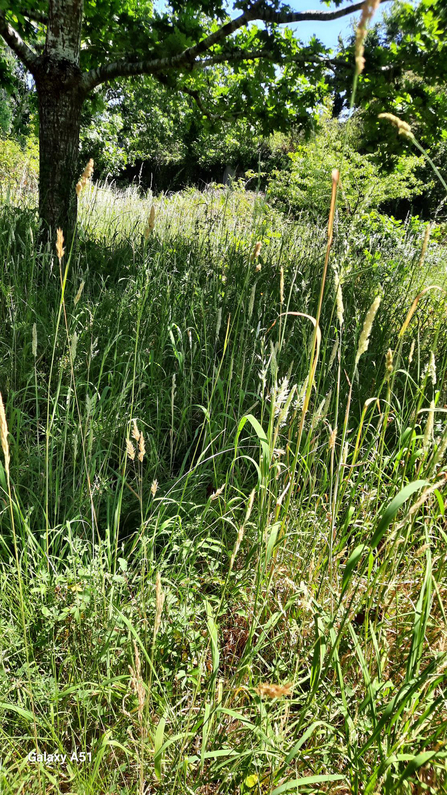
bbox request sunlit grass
[0,180,446,794]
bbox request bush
[0,135,39,198]
[267,118,424,218]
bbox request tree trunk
[36,78,84,239]
[35,0,85,241]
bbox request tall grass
[0,178,446,794]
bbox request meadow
[0,173,446,794]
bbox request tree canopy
[0,1,446,235]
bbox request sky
[283,0,387,50]
[155,1,389,51]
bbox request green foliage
[334,0,447,153]
[267,118,424,217]
[0,182,446,793]
[0,134,38,194]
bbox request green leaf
[154,715,166,780]
[271,774,344,793]
[370,480,427,549]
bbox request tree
[333,0,447,154]
[1,0,395,239]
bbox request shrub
[267,118,424,218]
[0,135,39,199]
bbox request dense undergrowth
[0,182,446,794]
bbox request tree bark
[34,0,85,241]
[36,76,84,239]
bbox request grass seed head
[151,479,158,497]
[126,439,136,461]
[132,420,140,442]
[76,158,94,196]
[32,323,37,358]
[255,682,293,698]
[355,294,381,367]
[355,0,380,75]
[334,270,344,327]
[74,280,85,306]
[378,113,414,140]
[144,205,156,239]
[385,348,393,380]
[422,401,435,451]
[138,431,146,462]
[251,241,262,263]
[56,228,65,261]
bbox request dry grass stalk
[418,222,432,268]
[355,294,381,368]
[280,266,284,304]
[399,286,444,338]
[355,0,380,75]
[76,158,94,196]
[230,488,256,570]
[129,641,145,725]
[0,392,10,475]
[56,228,65,261]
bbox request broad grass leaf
[370,480,427,550]
[271,773,344,793]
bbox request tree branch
[253,0,390,24]
[0,12,39,72]
[197,48,352,71]
[81,0,391,93]
[81,2,264,92]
